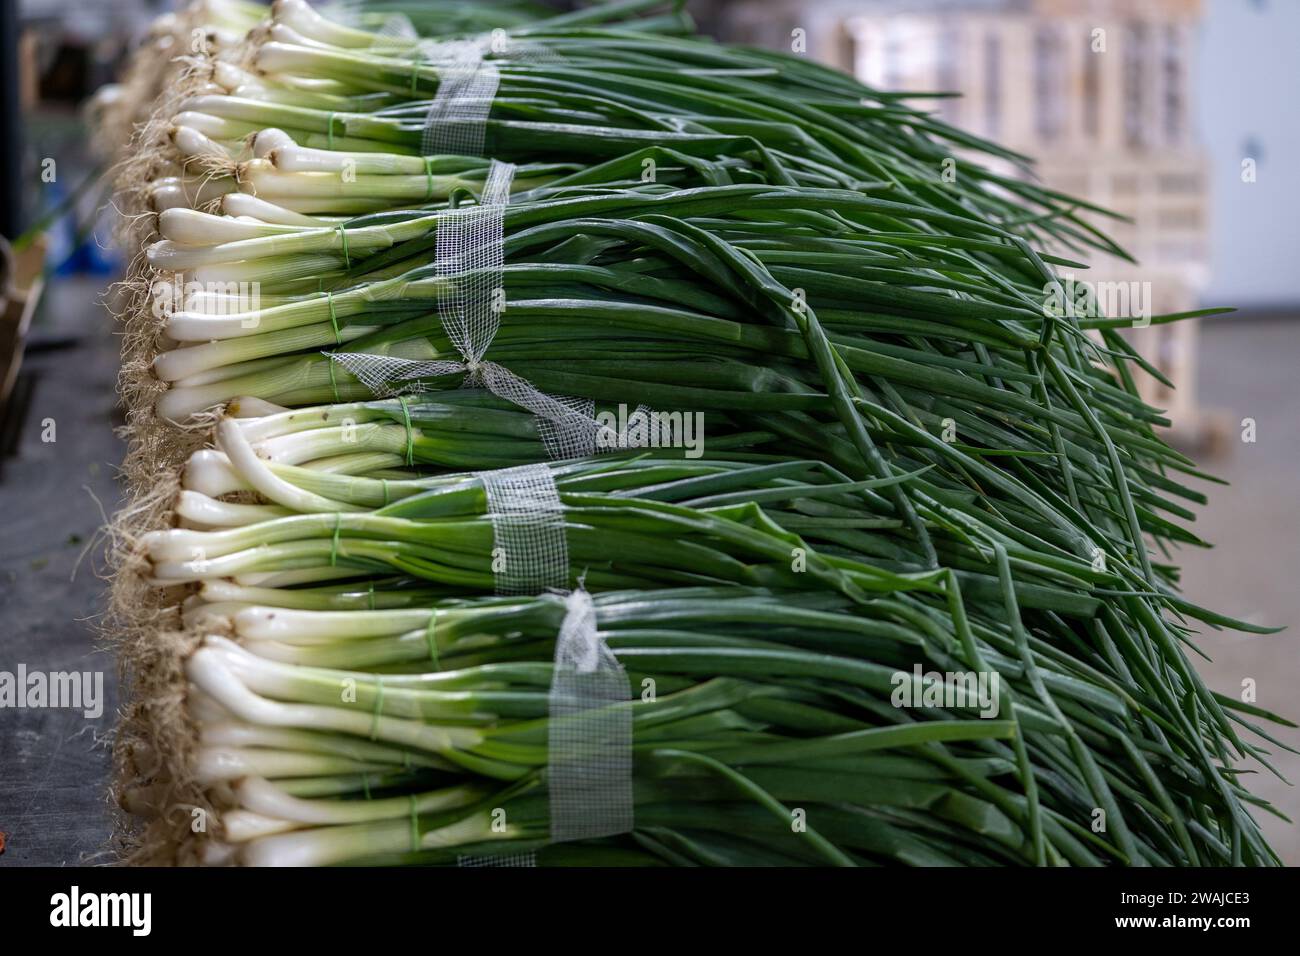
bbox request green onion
[100,0,1289,868]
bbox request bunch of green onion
[103,0,1291,867]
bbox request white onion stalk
[172,124,239,162]
[195,746,394,783]
[156,339,428,419]
[231,567,377,587]
[175,489,292,528]
[221,810,301,843]
[215,417,370,512]
[158,207,303,244]
[148,174,236,210]
[143,510,414,563]
[183,448,246,497]
[182,449,412,500]
[252,127,298,158]
[227,395,291,417]
[268,140,428,175]
[233,400,399,441]
[200,722,447,768]
[248,807,513,867]
[170,286,298,317]
[236,776,484,826]
[165,274,435,341]
[185,639,485,753]
[153,320,375,381]
[179,93,401,145]
[234,605,432,642]
[238,637,434,668]
[199,579,440,612]
[177,253,346,286]
[271,0,414,52]
[169,353,298,389]
[172,109,266,142]
[182,599,252,630]
[220,192,339,226]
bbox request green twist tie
[423,156,434,201]
[410,48,423,96]
[425,610,439,669]
[329,513,342,566]
[326,291,341,344]
[328,356,340,402]
[398,396,415,465]
[326,112,338,149]
[369,678,385,740]
[337,223,351,268]
[381,478,391,506]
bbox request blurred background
[0,0,1295,864]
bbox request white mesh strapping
[457,851,538,867]
[471,466,633,851]
[436,158,513,366]
[548,588,634,843]
[419,40,500,158]
[327,159,630,461]
[476,462,568,596]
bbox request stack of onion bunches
[102,0,1290,867]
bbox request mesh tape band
[477,463,568,596]
[416,32,569,158]
[419,40,499,158]
[324,350,659,462]
[326,354,615,459]
[457,852,538,867]
[326,159,626,460]
[548,588,634,843]
[375,14,416,40]
[436,159,513,366]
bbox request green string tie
[409,48,424,96]
[337,223,351,268]
[425,610,439,669]
[398,396,415,465]
[328,356,340,402]
[326,112,339,149]
[423,156,435,201]
[326,291,341,344]
[369,678,385,740]
[329,513,342,566]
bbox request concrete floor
[1174,316,1300,865]
[0,277,124,866]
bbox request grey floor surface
[1177,317,1300,865]
[0,277,123,866]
